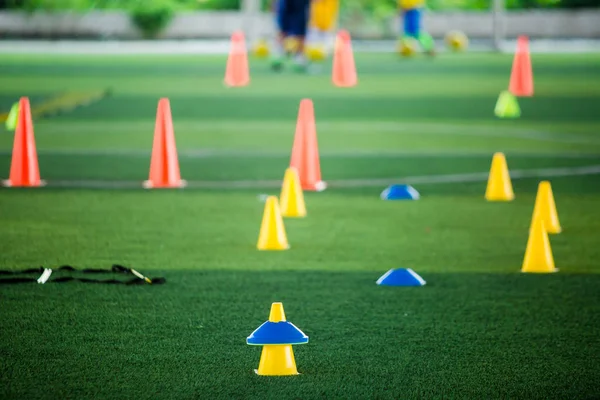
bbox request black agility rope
[0,264,165,285]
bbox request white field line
[13,123,600,146]
[0,148,599,158]
[31,164,600,190]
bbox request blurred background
[0,0,598,51]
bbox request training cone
[5,101,19,131]
[522,217,557,273]
[224,30,250,87]
[494,91,521,118]
[257,196,290,250]
[509,36,533,97]
[280,167,307,218]
[332,30,357,87]
[290,99,326,192]
[485,152,514,201]
[380,184,420,200]
[143,98,186,189]
[530,181,561,234]
[3,97,44,187]
[247,302,309,376]
[376,268,426,286]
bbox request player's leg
[412,8,435,55]
[318,0,339,56]
[271,0,289,70]
[403,8,420,40]
[403,7,435,55]
[290,0,311,72]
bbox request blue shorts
[402,8,421,37]
[276,0,310,37]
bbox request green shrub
[130,0,175,38]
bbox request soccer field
[0,52,599,399]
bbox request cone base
[530,227,562,235]
[485,194,515,202]
[521,268,558,274]
[254,345,299,376]
[225,80,250,88]
[333,81,357,88]
[2,179,46,188]
[303,181,327,192]
[281,212,306,218]
[254,369,300,376]
[143,179,187,189]
[257,244,290,251]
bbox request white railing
[0,9,599,41]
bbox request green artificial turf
[0,52,599,399]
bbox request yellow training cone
[530,181,561,234]
[257,196,289,250]
[247,302,309,376]
[521,217,557,273]
[485,152,514,201]
[280,167,306,218]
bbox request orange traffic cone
[225,30,250,87]
[3,97,44,187]
[290,99,326,192]
[332,30,357,87]
[509,35,533,97]
[143,98,186,189]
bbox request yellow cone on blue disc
[280,167,306,218]
[247,302,309,376]
[257,196,289,250]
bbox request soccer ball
[252,39,270,58]
[397,38,419,57]
[445,30,469,52]
[306,45,327,62]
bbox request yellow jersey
[309,0,339,31]
[398,0,424,10]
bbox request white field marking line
[0,148,599,159]
[28,164,600,190]
[332,164,600,188]
[21,120,600,145]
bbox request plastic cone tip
[517,35,529,52]
[269,302,286,322]
[338,30,351,42]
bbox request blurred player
[305,0,339,60]
[398,0,435,56]
[271,0,312,72]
